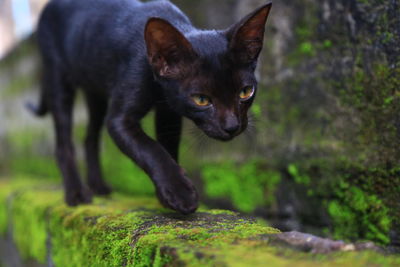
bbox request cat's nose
[223,122,240,135]
[222,114,240,136]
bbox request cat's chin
[213,136,236,142]
[205,132,238,142]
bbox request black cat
[28,0,272,214]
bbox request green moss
[299,42,315,56]
[50,208,149,266]
[0,179,280,266]
[203,209,237,216]
[288,164,310,185]
[48,200,279,266]
[323,40,333,49]
[0,178,54,237]
[340,62,400,164]
[202,159,281,213]
[131,212,280,266]
[327,194,390,244]
[289,158,395,244]
[11,189,60,262]
[167,237,400,267]
[2,179,400,266]
[0,180,10,235]
[200,245,361,267]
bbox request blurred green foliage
[2,112,156,196]
[202,160,281,213]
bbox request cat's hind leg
[84,92,111,195]
[47,67,92,206]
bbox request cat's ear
[145,18,196,79]
[227,3,272,65]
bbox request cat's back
[38,0,142,39]
[38,0,192,46]
[38,0,192,64]
[37,0,193,89]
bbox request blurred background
[0,0,399,249]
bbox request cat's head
[145,3,272,141]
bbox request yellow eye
[239,86,255,100]
[192,94,211,106]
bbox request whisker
[180,124,203,156]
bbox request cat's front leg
[107,101,198,214]
[155,101,182,161]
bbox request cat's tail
[25,84,48,117]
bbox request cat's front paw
[156,175,199,215]
[65,186,93,206]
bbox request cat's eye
[239,86,255,100]
[192,94,211,107]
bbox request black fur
[30,0,272,214]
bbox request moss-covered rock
[1,178,400,267]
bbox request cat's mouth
[194,121,243,141]
[202,129,241,142]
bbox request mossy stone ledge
[0,178,399,267]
